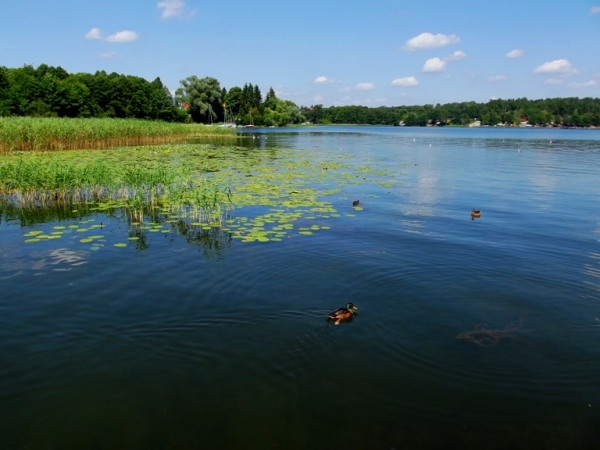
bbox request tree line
[2,64,598,127]
[301,97,600,127]
[174,76,305,126]
[0,64,186,122]
[0,64,306,126]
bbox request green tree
[175,76,223,123]
[253,84,262,110]
[263,87,277,111]
[225,86,243,116]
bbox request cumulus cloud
[158,0,184,18]
[544,78,564,85]
[85,28,102,40]
[85,28,139,43]
[402,32,460,51]
[158,0,195,19]
[487,75,507,82]
[444,50,466,61]
[391,76,419,86]
[533,59,576,74]
[506,49,524,58]
[314,76,340,84]
[422,57,447,73]
[105,30,139,43]
[569,80,597,88]
[355,82,375,90]
[591,6,600,13]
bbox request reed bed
[0,148,232,223]
[0,117,235,152]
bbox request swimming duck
[471,209,481,219]
[328,303,358,325]
[352,200,360,206]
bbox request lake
[1,126,600,449]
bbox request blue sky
[1,1,599,107]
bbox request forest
[1,64,599,127]
[0,64,305,127]
[301,97,600,127]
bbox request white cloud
[568,80,597,88]
[158,0,189,19]
[85,28,102,40]
[313,95,323,102]
[402,32,460,51]
[85,28,139,43]
[487,75,507,82]
[105,30,139,43]
[314,76,328,83]
[99,52,118,58]
[314,76,340,84]
[591,6,600,14]
[544,78,564,85]
[391,76,419,86]
[506,49,524,58]
[444,50,466,61]
[355,82,375,91]
[533,59,576,74]
[422,57,447,73]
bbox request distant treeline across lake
[1,64,599,128]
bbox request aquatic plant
[1,142,405,248]
[0,117,235,152]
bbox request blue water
[1,126,600,449]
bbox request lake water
[1,126,600,449]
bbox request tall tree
[175,76,222,123]
[253,84,262,110]
[225,86,243,116]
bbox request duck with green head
[328,303,358,325]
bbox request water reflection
[2,127,600,449]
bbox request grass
[0,143,405,245]
[0,117,235,152]
[0,146,231,223]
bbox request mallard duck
[471,209,481,218]
[328,303,358,325]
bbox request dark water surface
[2,126,600,449]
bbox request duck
[471,209,481,219]
[352,200,360,206]
[328,303,358,325]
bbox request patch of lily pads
[13,142,408,249]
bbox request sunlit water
[2,126,600,449]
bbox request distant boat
[244,124,255,128]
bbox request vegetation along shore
[0,64,598,149]
[0,117,234,152]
